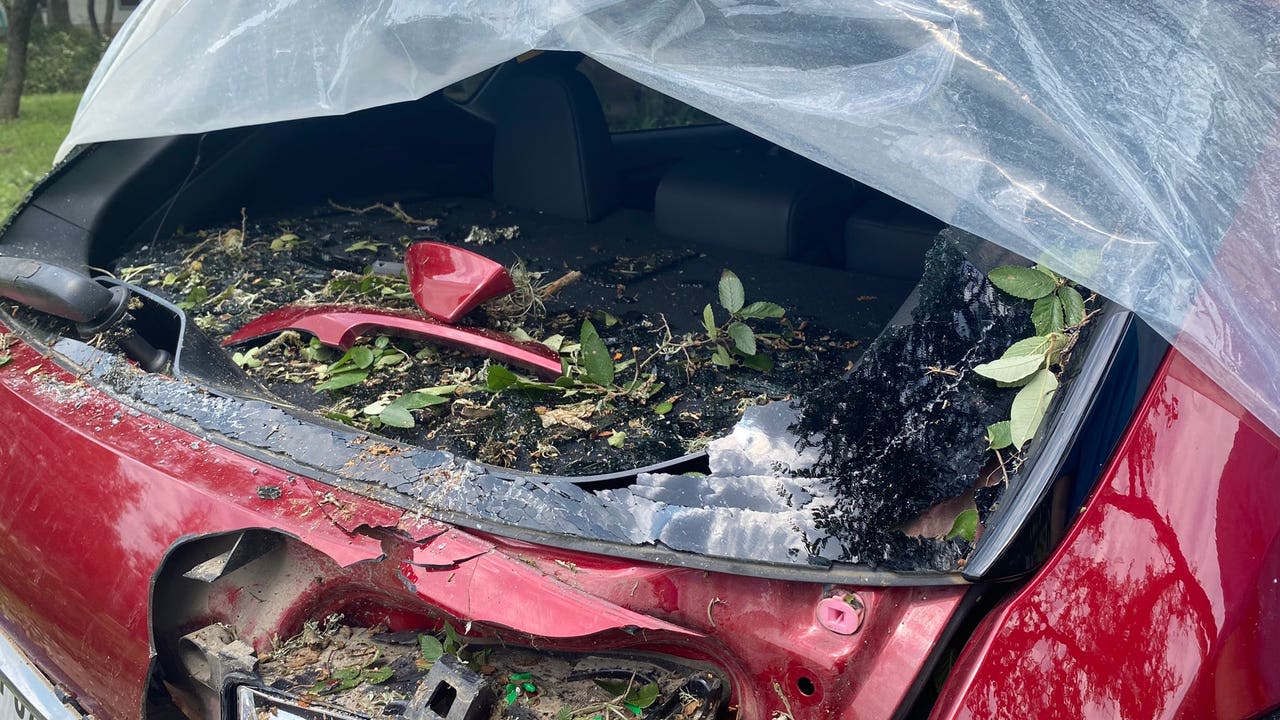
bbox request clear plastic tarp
[59,0,1280,436]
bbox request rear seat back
[492,67,618,222]
[654,146,854,266]
[843,193,945,281]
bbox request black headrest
[492,68,618,222]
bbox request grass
[0,93,80,219]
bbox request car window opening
[5,53,1153,578]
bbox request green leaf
[1033,264,1060,282]
[510,673,533,682]
[442,623,463,655]
[270,233,300,251]
[737,301,785,319]
[727,322,756,356]
[1058,285,1086,326]
[396,392,450,410]
[988,266,1056,300]
[579,320,615,386]
[378,405,415,428]
[718,270,745,313]
[345,239,382,253]
[607,431,627,448]
[486,366,558,392]
[945,508,979,543]
[702,304,718,338]
[0,355,10,368]
[487,365,520,391]
[373,335,390,350]
[362,667,394,684]
[177,286,208,309]
[349,345,375,369]
[418,634,444,662]
[232,349,263,369]
[628,683,660,709]
[710,345,733,367]
[739,352,774,372]
[986,421,1012,450]
[593,679,632,698]
[315,370,368,391]
[1010,368,1059,450]
[1031,295,1065,335]
[654,401,674,416]
[972,353,1044,384]
[1003,336,1053,358]
[332,667,361,682]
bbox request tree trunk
[103,0,114,37]
[86,0,100,36]
[0,0,40,120]
[47,0,71,27]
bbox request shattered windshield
[60,0,1280,445]
[91,219,1068,576]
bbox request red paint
[405,241,515,323]
[931,352,1280,719]
[0,327,966,720]
[223,304,563,379]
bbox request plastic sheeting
[59,0,1280,436]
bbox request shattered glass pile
[59,0,1280,437]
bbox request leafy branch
[649,270,787,374]
[977,264,1096,453]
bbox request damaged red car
[2,3,1279,720]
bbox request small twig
[258,330,302,355]
[327,199,439,228]
[539,270,581,298]
[772,680,796,720]
[994,447,1010,485]
[706,597,726,628]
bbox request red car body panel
[0,326,967,720]
[931,352,1280,719]
[5,315,1280,719]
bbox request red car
[2,5,1278,720]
